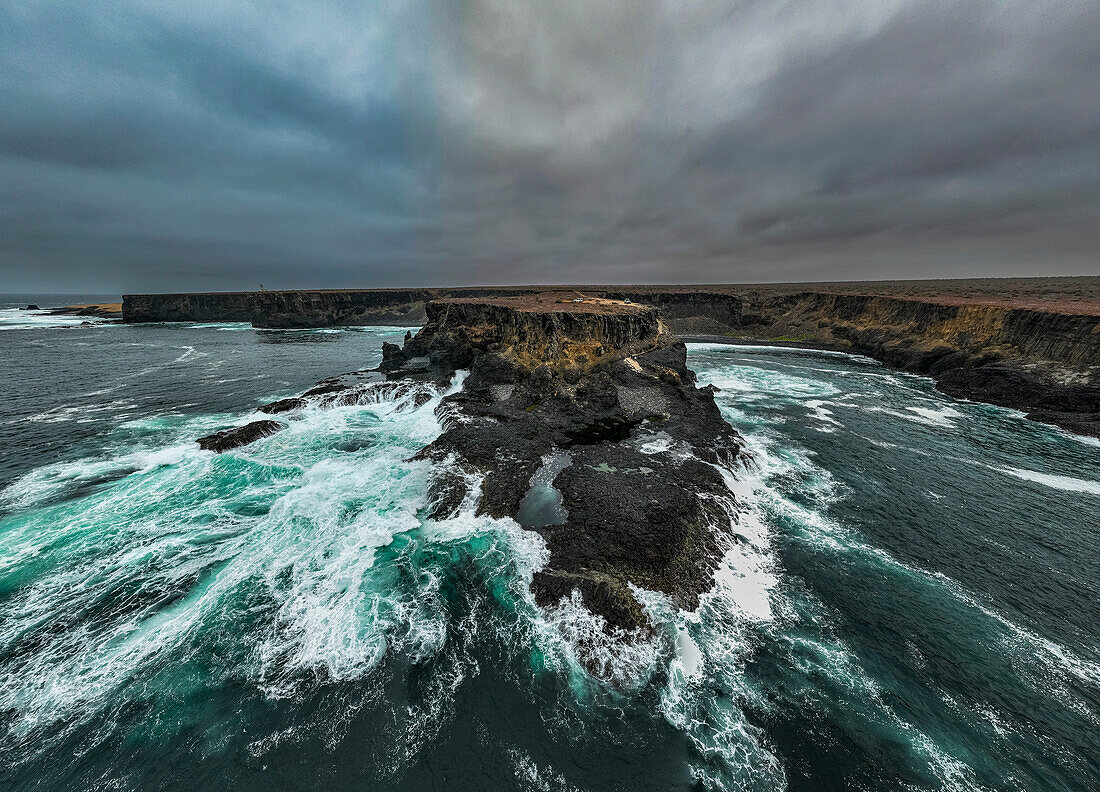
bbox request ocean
[1,298,1097,791]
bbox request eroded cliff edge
[728,292,1100,437]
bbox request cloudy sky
[1,0,1098,292]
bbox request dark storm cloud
[1,0,1097,291]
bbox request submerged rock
[197,419,285,452]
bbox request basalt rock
[387,295,747,636]
[207,295,748,636]
[197,420,285,452]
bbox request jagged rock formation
[208,295,748,637]
[383,295,747,634]
[197,419,285,452]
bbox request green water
[0,307,1097,791]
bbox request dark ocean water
[1,299,1098,791]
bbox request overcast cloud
[1,0,1097,292]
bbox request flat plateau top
[433,293,653,315]
[125,276,1100,316]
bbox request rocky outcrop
[123,292,263,323]
[380,296,748,640]
[197,419,285,452]
[234,295,748,653]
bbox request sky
[1,0,1098,293]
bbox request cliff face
[389,296,747,652]
[127,283,1100,436]
[737,292,1100,435]
[743,292,1100,368]
[123,289,442,326]
[121,287,743,330]
[382,297,664,377]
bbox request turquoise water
[1,306,1098,791]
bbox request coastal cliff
[122,287,743,330]
[124,289,441,326]
[383,296,747,645]
[734,292,1100,436]
[128,278,1100,436]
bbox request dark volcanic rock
[197,420,285,452]
[257,397,306,414]
[257,373,438,415]
[389,295,747,637]
[22,304,39,310]
[226,295,748,642]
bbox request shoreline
[681,334,1100,440]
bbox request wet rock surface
[197,420,285,452]
[192,295,748,635]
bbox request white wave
[170,345,207,364]
[535,590,661,690]
[21,399,140,424]
[905,404,962,427]
[695,362,841,400]
[185,322,252,330]
[998,467,1100,496]
[0,377,456,737]
[0,307,112,330]
[864,404,961,428]
[805,399,842,429]
[687,341,879,364]
[1062,430,1100,448]
[0,364,519,768]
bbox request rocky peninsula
[199,295,749,639]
